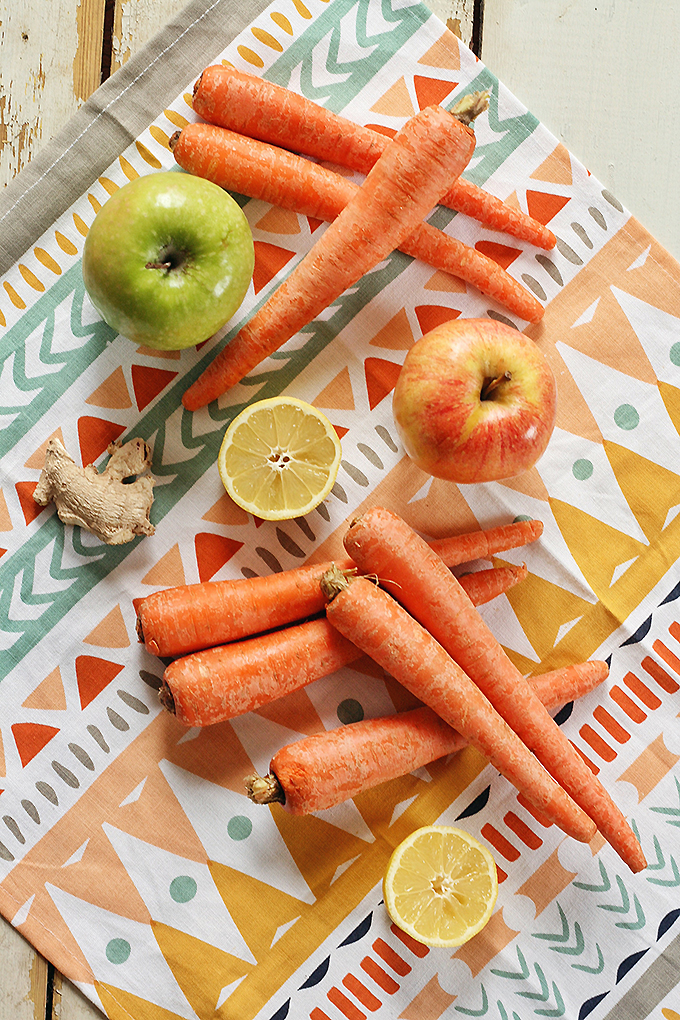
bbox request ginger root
[34,436,155,545]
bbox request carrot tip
[169,130,181,152]
[159,681,176,715]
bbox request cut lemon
[218,396,342,520]
[383,825,498,948]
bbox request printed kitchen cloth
[2,0,680,1018]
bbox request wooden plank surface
[481,0,680,260]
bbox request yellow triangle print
[22,666,67,710]
[83,604,130,648]
[142,544,186,587]
[0,489,12,531]
[549,497,647,602]
[530,142,573,185]
[96,984,188,1020]
[424,268,467,293]
[24,428,66,469]
[604,439,680,542]
[370,76,415,117]
[202,491,250,526]
[503,568,597,662]
[418,29,461,69]
[369,307,415,349]
[271,809,377,900]
[658,380,680,437]
[255,206,301,234]
[86,366,133,409]
[313,365,355,409]
[208,861,311,961]
[152,921,253,1018]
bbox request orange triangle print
[202,491,250,526]
[530,143,573,186]
[365,357,402,410]
[0,489,11,531]
[424,269,466,293]
[526,191,570,225]
[332,423,349,439]
[313,365,355,409]
[252,241,296,294]
[369,308,415,350]
[75,655,125,710]
[414,305,461,335]
[370,77,415,118]
[25,428,65,469]
[141,544,185,587]
[365,123,397,139]
[131,365,178,411]
[474,241,523,270]
[22,666,67,711]
[86,367,133,409]
[12,722,60,767]
[417,30,461,70]
[83,605,130,648]
[15,482,45,525]
[0,730,5,777]
[256,207,301,234]
[413,75,458,110]
[195,532,244,582]
[77,416,126,466]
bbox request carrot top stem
[319,563,358,601]
[450,90,490,126]
[245,772,285,805]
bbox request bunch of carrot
[172,67,553,411]
[132,512,645,873]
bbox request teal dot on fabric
[169,876,197,903]
[613,403,640,430]
[106,938,131,964]
[337,698,364,724]
[513,514,533,523]
[670,342,680,366]
[572,458,594,480]
[227,815,252,841]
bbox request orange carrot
[159,564,528,727]
[192,65,555,250]
[171,124,543,323]
[318,570,594,843]
[182,97,485,410]
[246,660,608,814]
[343,506,646,872]
[136,518,543,658]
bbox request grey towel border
[0,0,270,276]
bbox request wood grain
[482,0,680,260]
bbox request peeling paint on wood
[73,0,107,101]
[111,0,192,73]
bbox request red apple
[392,318,557,483]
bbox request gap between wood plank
[100,0,117,83]
[471,0,484,57]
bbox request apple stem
[145,260,174,271]
[481,371,512,400]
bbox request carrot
[343,506,646,872]
[171,124,543,323]
[316,569,594,842]
[246,660,608,814]
[159,564,528,727]
[181,96,486,410]
[192,65,555,250]
[136,517,543,658]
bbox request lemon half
[383,825,498,948]
[218,396,342,520]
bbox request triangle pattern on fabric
[12,722,60,766]
[194,533,244,582]
[369,308,415,350]
[313,365,355,409]
[529,143,573,185]
[141,544,186,587]
[83,605,131,649]
[417,29,461,70]
[77,417,126,467]
[22,666,67,710]
[364,357,402,410]
[75,655,125,710]
[131,366,178,412]
[251,241,297,294]
[370,76,415,117]
[86,367,133,409]
[201,492,250,526]
[413,74,458,109]
[414,304,461,335]
[24,428,66,469]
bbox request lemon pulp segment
[218,397,342,520]
[383,825,498,948]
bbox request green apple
[82,171,254,350]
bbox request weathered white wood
[0,920,48,1020]
[110,0,191,72]
[0,0,107,187]
[423,0,475,46]
[481,0,680,260]
[52,975,105,1020]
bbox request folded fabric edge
[0,0,271,276]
